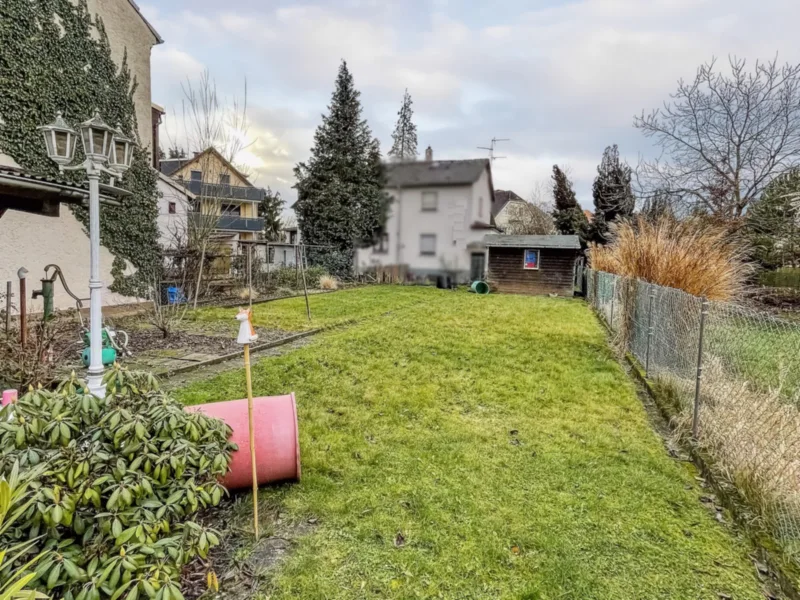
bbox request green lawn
[177,287,766,599]
[705,312,800,400]
[189,286,438,332]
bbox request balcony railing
[182,180,265,202]
[189,211,264,232]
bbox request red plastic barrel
[186,394,301,489]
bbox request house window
[523,249,540,270]
[420,234,436,256]
[479,196,484,218]
[219,174,230,185]
[421,191,438,212]
[373,232,389,254]
[190,170,202,182]
[168,202,176,214]
[221,203,241,216]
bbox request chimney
[425,146,433,162]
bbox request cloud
[150,0,800,208]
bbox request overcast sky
[141,0,800,210]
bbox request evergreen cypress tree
[294,61,389,277]
[258,187,285,242]
[551,165,588,243]
[388,89,418,161]
[590,145,634,243]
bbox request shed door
[470,253,485,281]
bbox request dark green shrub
[0,366,236,600]
[266,266,326,290]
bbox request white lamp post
[39,110,137,396]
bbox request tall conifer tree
[388,89,418,161]
[294,61,389,276]
[590,145,634,243]
[551,165,588,243]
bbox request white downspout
[396,186,403,265]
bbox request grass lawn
[705,312,800,400]
[177,287,766,599]
[189,285,438,332]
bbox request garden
[0,286,782,599]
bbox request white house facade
[492,190,528,232]
[356,150,497,283]
[156,172,193,249]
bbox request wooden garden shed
[484,234,581,296]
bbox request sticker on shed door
[524,249,539,270]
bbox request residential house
[492,190,528,232]
[156,172,194,249]
[264,225,300,267]
[159,148,266,254]
[87,0,162,159]
[0,0,163,311]
[355,147,497,283]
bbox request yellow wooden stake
[243,343,259,540]
[236,307,260,541]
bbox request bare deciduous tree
[162,70,253,308]
[635,56,800,221]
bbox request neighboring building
[156,172,194,249]
[355,148,497,283]
[583,209,594,222]
[160,148,266,252]
[492,190,528,232]
[86,0,162,157]
[484,234,581,296]
[264,225,300,267]
[0,0,162,312]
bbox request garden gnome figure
[236,307,259,539]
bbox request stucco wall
[356,181,488,280]
[86,0,159,154]
[0,208,140,313]
[494,200,527,232]
[156,177,190,249]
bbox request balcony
[182,180,265,202]
[189,211,264,233]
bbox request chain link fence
[586,268,800,560]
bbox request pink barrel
[2,390,17,407]
[186,394,301,489]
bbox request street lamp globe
[79,109,115,164]
[37,112,77,167]
[107,124,137,173]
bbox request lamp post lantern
[39,110,137,396]
[37,112,78,167]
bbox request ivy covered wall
[0,0,161,295]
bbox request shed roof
[385,159,489,188]
[484,234,581,249]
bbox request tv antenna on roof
[478,137,509,162]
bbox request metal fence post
[609,276,616,330]
[645,287,655,378]
[692,297,709,439]
[4,281,11,336]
